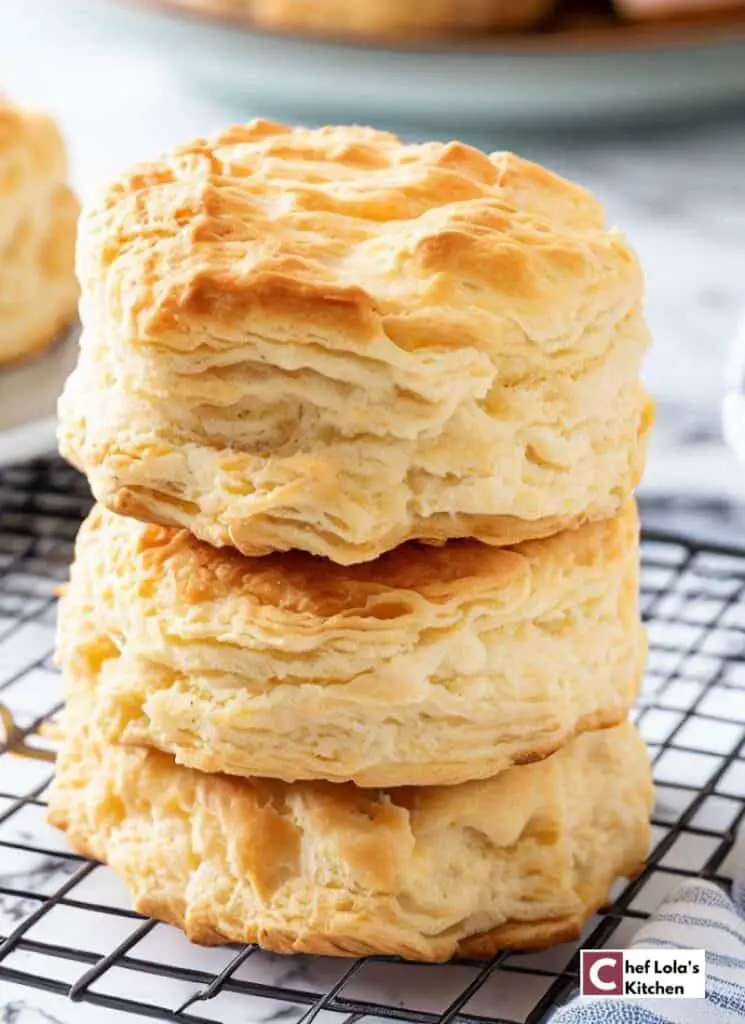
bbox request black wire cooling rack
[0,458,743,1024]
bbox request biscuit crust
[60,502,645,786]
[0,102,79,366]
[48,713,652,962]
[59,120,652,564]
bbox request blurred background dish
[0,325,78,467]
[47,0,745,126]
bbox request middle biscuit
[60,503,644,787]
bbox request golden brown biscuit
[0,101,79,366]
[162,0,556,37]
[48,708,652,961]
[59,502,645,787]
[59,121,652,564]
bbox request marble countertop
[1,4,745,1021]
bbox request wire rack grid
[0,457,742,1024]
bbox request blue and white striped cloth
[553,842,745,1023]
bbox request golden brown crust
[0,101,79,366]
[112,498,630,608]
[60,503,645,786]
[59,120,651,564]
[48,711,652,961]
[158,0,557,38]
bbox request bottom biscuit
[48,712,652,962]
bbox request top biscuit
[60,120,652,563]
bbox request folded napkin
[553,842,745,1023]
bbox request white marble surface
[2,4,745,1021]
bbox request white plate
[52,0,745,128]
[0,327,78,468]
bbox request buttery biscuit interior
[59,502,645,786]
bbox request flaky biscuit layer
[48,708,652,962]
[59,120,652,563]
[0,102,79,365]
[60,502,644,786]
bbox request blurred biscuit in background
[166,0,557,37]
[614,0,745,18]
[0,101,79,367]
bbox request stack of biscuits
[50,120,655,962]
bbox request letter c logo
[589,958,620,992]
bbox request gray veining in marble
[0,1002,69,1024]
